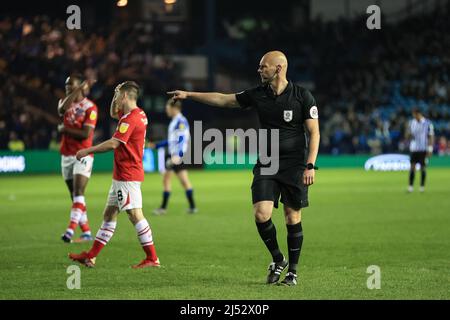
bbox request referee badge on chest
[283,110,293,122]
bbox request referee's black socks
[286,222,303,274]
[256,219,284,263]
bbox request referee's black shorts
[410,151,427,167]
[251,164,309,211]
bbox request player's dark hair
[412,107,422,115]
[168,98,182,110]
[119,81,140,101]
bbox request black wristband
[306,163,319,170]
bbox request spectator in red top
[437,136,449,156]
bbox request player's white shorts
[61,155,94,180]
[106,180,142,211]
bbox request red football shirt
[60,98,98,156]
[112,107,148,181]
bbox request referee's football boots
[266,258,288,284]
[279,272,298,286]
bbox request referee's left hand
[303,169,315,186]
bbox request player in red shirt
[69,81,160,268]
[57,74,97,244]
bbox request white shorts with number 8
[106,180,142,211]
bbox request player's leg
[61,178,78,243]
[69,181,120,266]
[280,206,303,286]
[62,177,81,243]
[408,161,417,192]
[69,204,119,267]
[122,181,160,268]
[419,152,427,192]
[71,173,93,242]
[89,205,119,258]
[176,169,197,213]
[62,155,75,200]
[127,208,160,268]
[408,152,417,192]
[61,156,78,242]
[154,170,172,215]
[73,156,94,239]
[62,156,94,242]
[64,179,74,201]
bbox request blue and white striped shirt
[409,118,434,152]
[167,113,190,157]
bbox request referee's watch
[306,163,319,170]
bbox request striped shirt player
[408,108,434,192]
[69,81,160,269]
[168,113,190,159]
[58,74,97,244]
[153,99,197,215]
[156,112,191,170]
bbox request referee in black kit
[168,51,320,286]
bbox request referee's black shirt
[235,81,319,170]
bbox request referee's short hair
[168,98,182,110]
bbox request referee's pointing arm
[167,90,240,108]
[167,51,289,109]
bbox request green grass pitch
[0,168,449,299]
